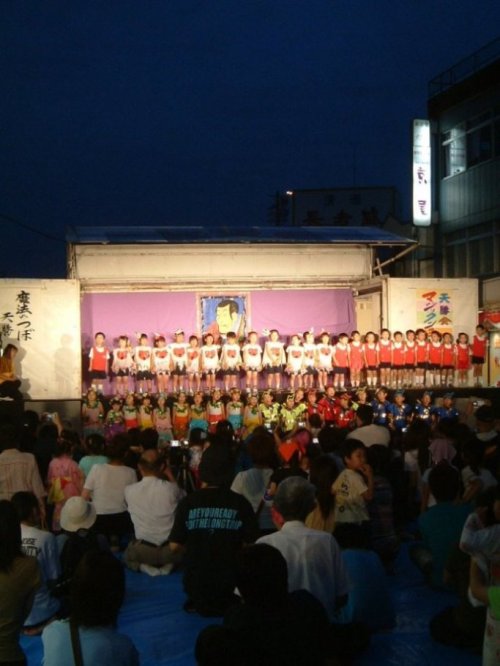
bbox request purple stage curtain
[251,289,355,337]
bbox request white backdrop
[0,279,81,399]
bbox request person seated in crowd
[257,476,349,622]
[474,405,500,481]
[412,462,472,588]
[11,491,60,635]
[230,431,277,535]
[169,446,259,616]
[46,435,84,532]
[124,449,186,576]
[0,499,41,666]
[345,404,390,448]
[0,423,46,523]
[42,550,139,666]
[82,434,137,548]
[78,433,108,479]
[196,544,331,666]
[54,496,108,615]
[305,454,338,534]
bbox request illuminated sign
[412,119,431,227]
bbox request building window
[466,124,492,167]
[442,126,466,177]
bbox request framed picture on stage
[199,295,248,343]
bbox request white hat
[60,497,97,532]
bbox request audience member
[345,404,390,448]
[305,454,338,533]
[78,433,108,478]
[0,423,46,521]
[47,436,84,532]
[124,449,185,576]
[42,550,139,666]
[412,462,472,588]
[196,544,330,666]
[82,434,137,547]
[0,499,40,666]
[169,449,258,616]
[257,476,349,621]
[11,491,60,635]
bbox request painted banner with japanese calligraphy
[387,278,478,339]
[0,280,81,399]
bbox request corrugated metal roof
[66,225,416,246]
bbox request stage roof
[66,225,416,247]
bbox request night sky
[1,1,500,278]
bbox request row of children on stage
[82,384,461,445]
[86,324,489,395]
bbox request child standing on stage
[471,324,488,387]
[189,391,208,433]
[316,331,334,392]
[242,393,262,438]
[456,332,471,386]
[348,330,364,389]
[286,334,304,391]
[151,335,171,395]
[220,331,242,392]
[88,332,109,394]
[391,331,406,389]
[138,394,154,430]
[169,330,189,393]
[302,330,317,390]
[207,388,225,433]
[226,388,244,435]
[263,329,286,391]
[333,333,350,390]
[111,335,134,396]
[123,393,139,430]
[241,331,262,393]
[186,335,202,394]
[415,328,429,388]
[153,394,173,446]
[82,388,105,439]
[104,397,126,441]
[134,333,153,394]
[441,332,455,387]
[404,329,417,388]
[427,330,443,387]
[200,333,220,392]
[172,391,190,440]
[363,331,379,389]
[378,329,392,388]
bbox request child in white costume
[286,334,304,391]
[263,329,286,391]
[241,331,262,393]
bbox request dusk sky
[2,1,500,278]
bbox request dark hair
[247,433,277,468]
[235,544,288,607]
[0,423,19,453]
[366,444,391,476]
[309,413,322,429]
[217,299,239,315]
[317,425,347,454]
[11,491,39,523]
[461,439,485,475]
[356,404,374,426]
[0,500,23,571]
[106,434,129,461]
[195,626,244,666]
[94,332,105,339]
[428,462,460,502]
[309,455,338,520]
[38,423,59,440]
[55,437,74,457]
[138,428,159,451]
[85,433,105,455]
[341,438,365,461]
[70,550,125,627]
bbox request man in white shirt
[257,476,349,621]
[346,404,390,448]
[124,449,186,576]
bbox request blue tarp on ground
[21,545,482,666]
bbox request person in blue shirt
[413,390,435,423]
[371,387,390,427]
[433,393,459,424]
[388,391,412,433]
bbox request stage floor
[21,544,481,666]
